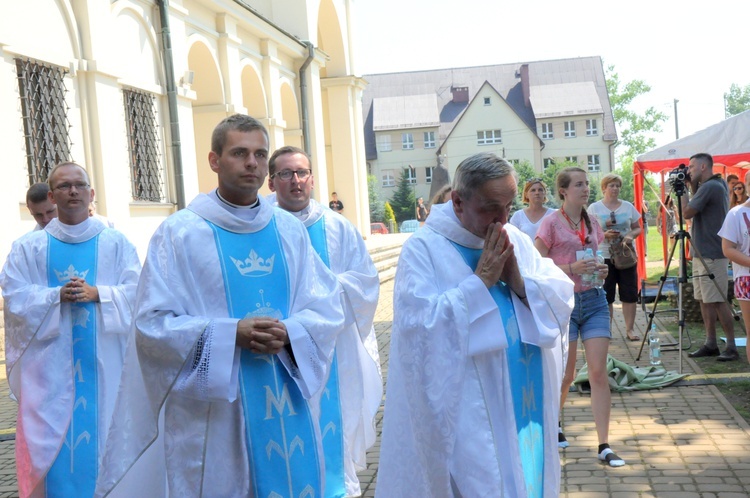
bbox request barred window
[15,58,72,184]
[123,89,163,202]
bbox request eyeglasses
[54,182,90,192]
[525,177,543,184]
[271,169,312,181]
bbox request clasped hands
[236,317,289,355]
[60,277,99,303]
[474,223,525,298]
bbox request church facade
[0,0,369,264]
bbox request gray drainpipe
[157,0,186,210]
[299,42,315,154]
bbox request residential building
[363,57,617,202]
[0,0,369,267]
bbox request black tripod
[636,189,740,373]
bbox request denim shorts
[569,288,611,343]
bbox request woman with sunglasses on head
[535,167,625,468]
[730,181,748,208]
[587,174,643,342]
[510,178,555,241]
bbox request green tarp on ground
[574,354,688,393]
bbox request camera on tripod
[668,164,690,196]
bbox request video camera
[668,164,690,196]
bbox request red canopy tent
[633,110,750,284]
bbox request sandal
[598,447,625,467]
[626,331,640,342]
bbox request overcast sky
[353,0,750,151]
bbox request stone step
[368,241,403,285]
[369,245,402,264]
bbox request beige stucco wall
[0,0,370,269]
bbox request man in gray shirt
[683,152,737,361]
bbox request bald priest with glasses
[0,162,162,497]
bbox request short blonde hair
[600,173,622,192]
[521,178,546,204]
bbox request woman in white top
[510,178,555,241]
[719,195,750,363]
[587,174,642,342]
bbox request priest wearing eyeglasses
[268,145,382,498]
[0,162,157,497]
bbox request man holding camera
[683,152,738,361]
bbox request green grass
[717,380,750,422]
[646,295,750,422]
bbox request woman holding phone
[587,174,643,341]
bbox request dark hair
[26,182,51,204]
[430,185,452,207]
[556,167,593,244]
[47,162,90,190]
[453,153,516,199]
[211,114,269,155]
[268,145,311,175]
[690,152,713,168]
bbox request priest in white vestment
[97,115,345,498]
[268,146,382,497]
[25,182,57,231]
[0,162,158,498]
[376,153,574,498]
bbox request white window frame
[405,166,417,185]
[586,119,598,136]
[541,122,553,140]
[477,129,502,145]
[587,154,601,172]
[377,134,392,152]
[564,121,576,138]
[425,166,433,184]
[543,158,555,170]
[565,156,578,163]
[402,133,414,150]
[382,169,395,187]
[423,131,436,149]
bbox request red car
[371,222,389,234]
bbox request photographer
[682,153,738,361]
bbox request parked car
[399,219,420,233]
[370,222,389,234]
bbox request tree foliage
[384,201,396,227]
[389,169,416,223]
[367,175,385,222]
[725,83,750,117]
[606,65,668,163]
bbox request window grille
[123,88,163,202]
[15,58,72,184]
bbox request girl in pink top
[535,167,625,467]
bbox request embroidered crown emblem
[231,250,275,277]
[54,264,89,282]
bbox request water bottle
[581,248,594,286]
[649,323,662,366]
[591,250,605,288]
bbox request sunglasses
[525,177,544,185]
[734,186,745,191]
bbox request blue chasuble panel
[451,242,544,498]
[208,219,322,498]
[45,234,99,498]
[307,218,346,498]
